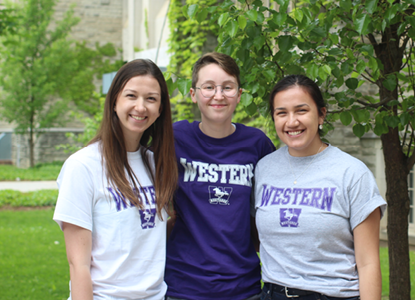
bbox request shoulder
[234,123,275,148]
[66,142,101,165]
[173,120,192,132]
[327,146,369,173]
[256,147,284,169]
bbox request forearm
[69,264,93,300]
[358,263,382,300]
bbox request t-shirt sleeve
[260,134,276,158]
[349,169,387,230]
[53,156,95,232]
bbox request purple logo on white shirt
[208,186,233,205]
[280,208,301,227]
[139,208,156,229]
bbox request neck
[199,121,235,139]
[288,139,326,157]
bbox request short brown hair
[191,52,241,88]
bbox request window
[408,168,414,224]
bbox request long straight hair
[90,59,177,219]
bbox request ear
[319,107,327,124]
[236,88,242,104]
[190,88,197,104]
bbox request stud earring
[319,124,323,130]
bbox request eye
[223,86,233,91]
[202,84,215,90]
[148,96,157,101]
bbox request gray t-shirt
[254,145,386,297]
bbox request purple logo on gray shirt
[280,208,301,227]
[139,208,156,229]
[208,186,233,205]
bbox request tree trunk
[380,123,411,300]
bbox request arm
[62,222,93,300]
[353,208,382,300]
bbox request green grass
[0,208,69,300]
[0,161,63,181]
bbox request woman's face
[114,75,161,151]
[272,86,326,157]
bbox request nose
[134,98,146,112]
[213,86,225,99]
[286,113,299,127]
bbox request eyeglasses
[195,82,239,98]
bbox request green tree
[185,0,414,298]
[0,0,122,167]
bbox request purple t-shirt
[165,120,275,300]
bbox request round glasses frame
[195,83,239,98]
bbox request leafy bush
[0,190,58,208]
[0,162,63,181]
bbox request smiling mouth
[287,130,303,136]
[130,115,146,121]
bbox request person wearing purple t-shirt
[165,52,275,300]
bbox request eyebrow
[274,103,310,112]
[123,89,160,95]
[202,80,237,85]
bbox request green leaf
[328,48,343,56]
[177,78,192,96]
[218,13,229,27]
[165,77,177,96]
[384,116,400,128]
[306,64,319,80]
[245,102,257,116]
[353,124,366,137]
[274,12,287,26]
[360,44,374,57]
[401,112,410,126]
[385,5,399,22]
[240,93,253,107]
[226,20,239,38]
[356,60,366,74]
[368,57,378,72]
[278,36,293,52]
[246,10,258,22]
[346,78,359,90]
[318,65,331,81]
[340,111,353,126]
[196,8,208,23]
[293,9,304,22]
[182,5,189,18]
[365,0,378,14]
[238,15,247,29]
[373,123,388,136]
[352,109,370,123]
[355,14,371,35]
[188,4,199,19]
[382,74,397,91]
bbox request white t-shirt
[53,142,167,300]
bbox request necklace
[287,143,324,185]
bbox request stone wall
[11,129,84,168]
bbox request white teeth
[288,131,302,136]
[131,115,146,121]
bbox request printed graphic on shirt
[208,186,233,205]
[107,186,157,229]
[139,208,157,229]
[280,208,301,227]
[258,184,337,212]
[180,157,254,187]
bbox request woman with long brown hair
[53,59,177,300]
